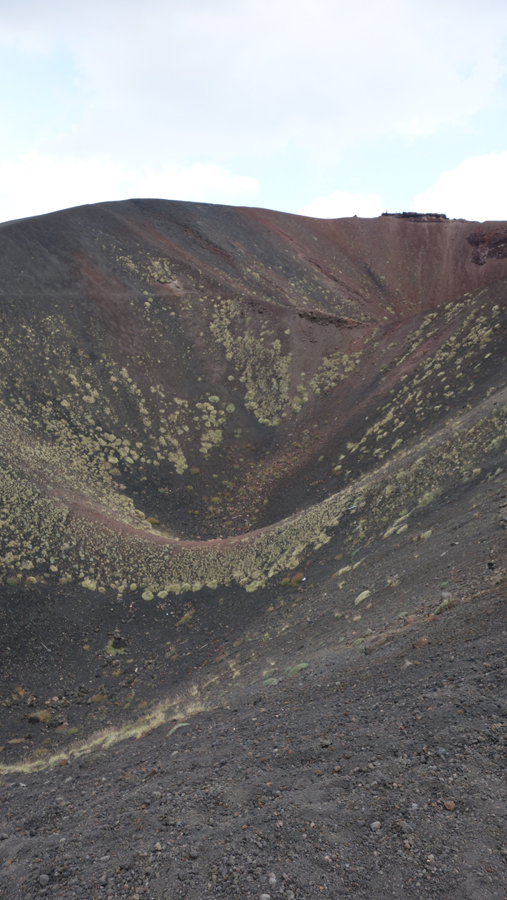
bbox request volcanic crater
[1,201,507,900]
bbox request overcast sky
[1,0,507,223]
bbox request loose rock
[413,636,430,648]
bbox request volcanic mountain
[1,201,507,900]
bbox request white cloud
[1,1,507,220]
[1,0,507,163]
[297,190,384,219]
[411,152,507,221]
[0,154,258,224]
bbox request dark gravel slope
[1,583,507,900]
[1,201,507,900]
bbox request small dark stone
[112,633,127,649]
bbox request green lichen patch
[176,608,195,627]
[105,639,126,657]
[285,663,308,678]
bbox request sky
[1,0,507,223]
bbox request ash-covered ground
[1,200,507,899]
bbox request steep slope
[2,203,507,900]
[0,201,507,594]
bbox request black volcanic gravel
[1,587,507,900]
